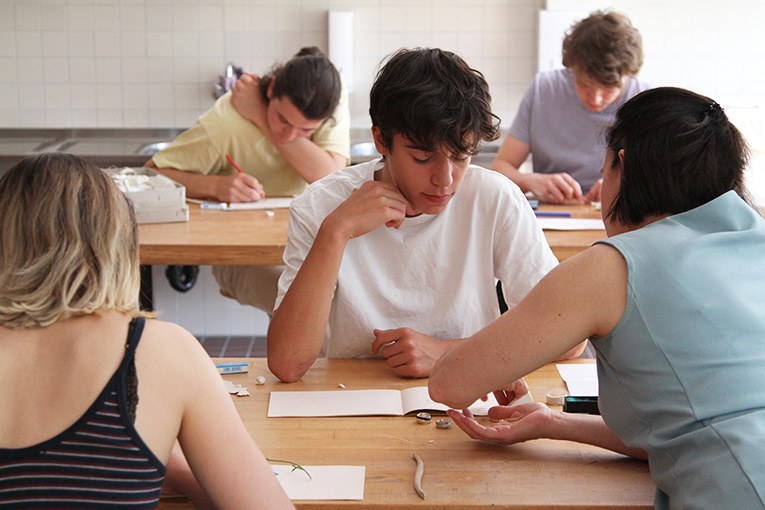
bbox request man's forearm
[490,161,531,192]
[274,138,346,183]
[267,226,348,382]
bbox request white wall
[3,0,762,131]
[150,265,271,338]
[3,0,763,336]
[0,0,540,130]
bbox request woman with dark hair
[148,46,350,314]
[0,153,294,510]
[430,87,765,509]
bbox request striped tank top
[0,317,165,508]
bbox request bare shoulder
[572,242,626,273]
[141,318,198,346]
[525,243,627,338]
[561,243,628,336]
[136,319,213,374]
[553,244,627,298]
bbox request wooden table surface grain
[139,203,605,266]
[138,205,290,266]
[159,359,654,510]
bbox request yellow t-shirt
[151,89,350,197]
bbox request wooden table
[138,205,289,266]
[138,204,605,266]
[538,203,605,261]
[159,359,654,509]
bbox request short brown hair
[562,10,643,86]
[0,153,145,328]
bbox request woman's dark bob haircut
[604,86,750,225]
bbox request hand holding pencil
[217,154,265,203]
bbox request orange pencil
[226,154,244,174]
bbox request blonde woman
[0,153,293,509]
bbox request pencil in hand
[226,154,245,174]
[227,153,265,201]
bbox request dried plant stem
[267,458,312,480]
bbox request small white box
[103,166,188,224]
[134,205,189,224]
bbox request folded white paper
[267,385,532,418]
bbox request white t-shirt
[275,159,558,358]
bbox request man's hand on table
[371,327,459,378]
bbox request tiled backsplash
[151,265,271,337]
[3,0,764,337]
[2,0,763,130]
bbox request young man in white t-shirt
[268,48,586,383]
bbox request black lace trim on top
[126,356,138,424]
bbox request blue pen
[535,211,572,218]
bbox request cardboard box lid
[103,166,186,210]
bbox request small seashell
[255,376,266,385]
[337,383,346,389]
[415,412,432,423]
[435,418,453,429]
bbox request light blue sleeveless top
[593,191,765,509]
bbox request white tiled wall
[4,0,762,130]
[0,0,541,129]
[3,0,764,336]
[150,265,271,338]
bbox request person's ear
[371,126,389,157]
[266,78,275,99]
[618,148,625,162]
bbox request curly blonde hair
[0,153,147,328]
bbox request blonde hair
[0,153,147,328]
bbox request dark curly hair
[369,47,501,156]
[259,46,342,120]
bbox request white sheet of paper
[269,389,404,417]
[537,218,605,230]
[556,363,599,396]
[273,465,365,500]
[267,386,532,418]
[224,197,293,210]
